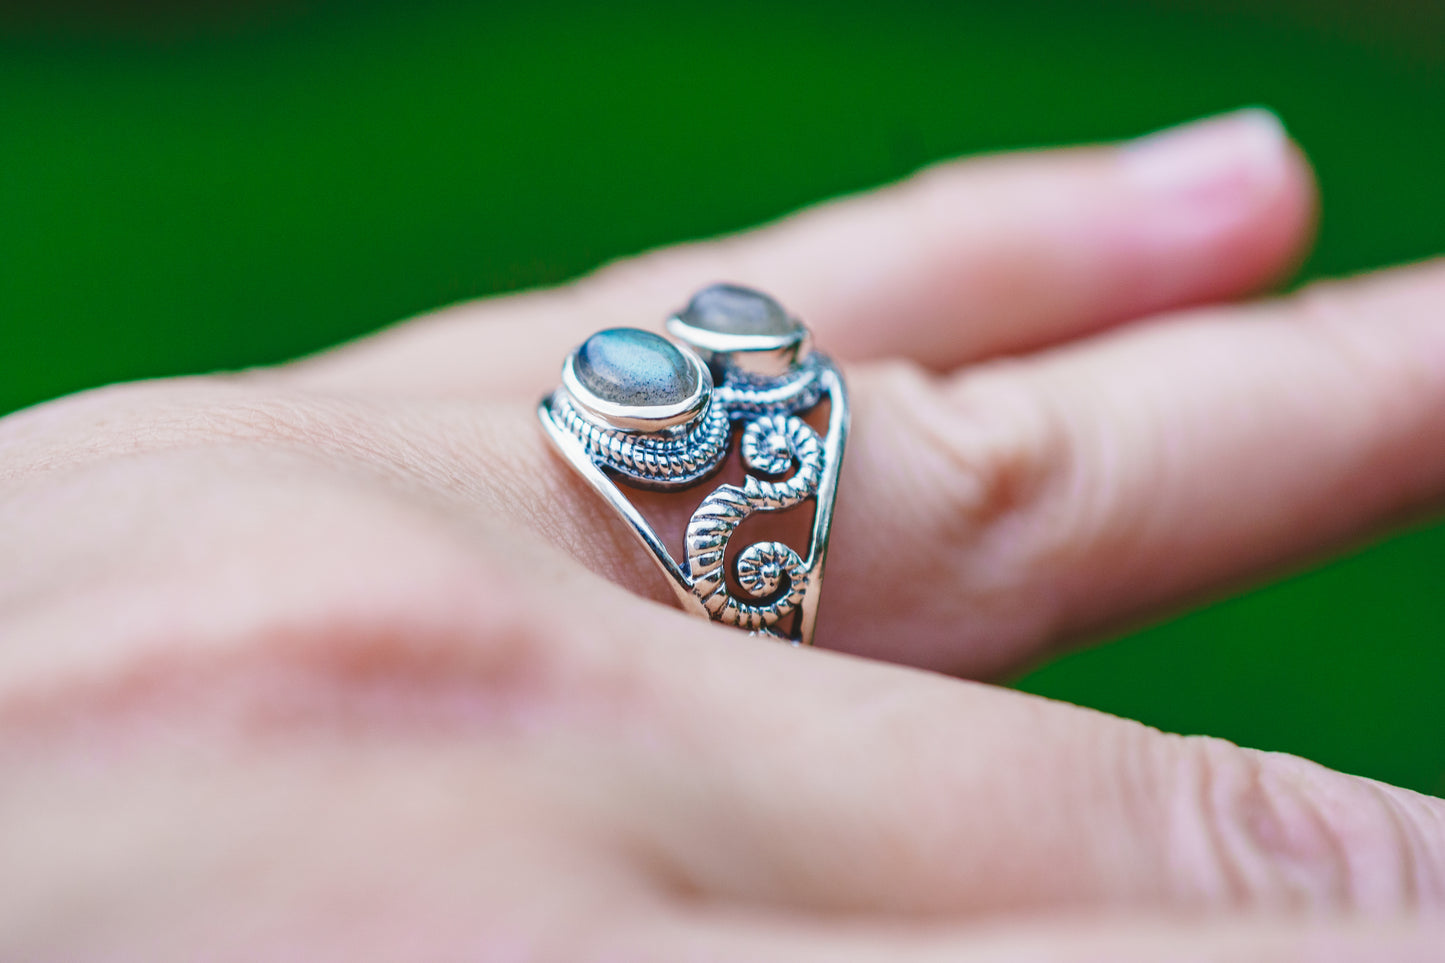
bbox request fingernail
[1122,108,1291,204]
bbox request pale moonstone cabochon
[676,283,799,337]
[572,327,700,408]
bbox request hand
[3,108,1443,959]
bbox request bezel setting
[666,313,811,379]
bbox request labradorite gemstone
[573,328,698,407]
[678,283,797,336]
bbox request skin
[2,107,1445,959]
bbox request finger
[490,257,1445,677]
[657,913,1445,963]
[800,258,1445,673]
[1,404,1439,930]
[580,601,1445,918]
[297,108,1314,397]
[7,600,1438,958]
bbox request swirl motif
[684,414,823,631]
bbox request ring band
[538,283,848,645]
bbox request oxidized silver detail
[537,285,848,646]
[684,414,821,631]
[715,354,827,418]
[551,392,730,488]
[735,542,790,597]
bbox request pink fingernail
[1122,108,1291,210]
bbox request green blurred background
[1,1,1441,793]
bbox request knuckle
[1169,736,1436,911]
[830,359,1083,664]
[878,360,1070,551]
[855,360,1077,645]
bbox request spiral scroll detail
[684,414,823,631]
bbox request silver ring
[538,283,849,645]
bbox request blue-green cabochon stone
[573,328,699,407]
[678,283,797,336]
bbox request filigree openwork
[537,284,848,646]
[714,354,827,418]
[685,413,823,632]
